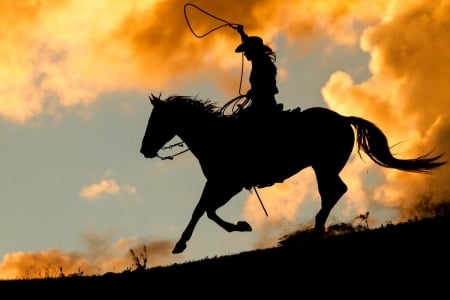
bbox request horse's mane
[157,94,224,118]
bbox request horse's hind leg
[313,169,348,237]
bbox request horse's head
[140,94,176,159]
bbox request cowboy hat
[235,36,273,53]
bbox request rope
[183,3,240,38]
[184,3,246,98]
[219,94,249,115]
[253,187,269,217]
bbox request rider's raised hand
[232,24,248,41]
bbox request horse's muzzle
[140,148,157,159]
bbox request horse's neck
[175,113,212,154]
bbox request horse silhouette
[140,94,445,254]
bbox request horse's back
[300,106,343,120]
[295,106,354,155]
[283,106,344,133]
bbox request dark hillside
[1,213,449,296]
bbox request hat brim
[235,42,246,53]
[235,43,273,53]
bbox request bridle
[156,141,190,160]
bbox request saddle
[234,105,302,189]
[236,104,301,134]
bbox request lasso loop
[184,3,247,109]
[183,3,241,38]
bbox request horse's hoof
[311,227,325,240]
[236,221,252,232]
[172,241,186,254]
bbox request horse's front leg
[172,195,206,254]
[172,181,249,254]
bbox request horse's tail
[347,116,446,173]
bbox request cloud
[244,168,318,228]
[322,0,450,220]
[2,0,449,257]
[0,229,181,280]
[240,0,450,249]
[0,0,390,123]
[79,179,120,199]
[79,178,137,200]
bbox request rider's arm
[236,25,249,42]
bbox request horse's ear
[149,93,161,106]
[149,95,155,106]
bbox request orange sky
[0,0,387,123]
[1,0,449,279]
[245,0,449,248]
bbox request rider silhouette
[233,25,285,189]
[234,25,281,115]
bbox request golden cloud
[323,0,450,222]
[0,0,390,123]
[0,229,180,280]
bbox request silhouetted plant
[279,213,373,246]
[59,266,65,278]
[129,245,148,271]
[384,220,394,227]
[59,266,84,278]
[278,226,316,246]
[24,261,61,279]
[326,222,356,236]
[353,211,369,228]
[408,216,419,223]
[411,189,450,219]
